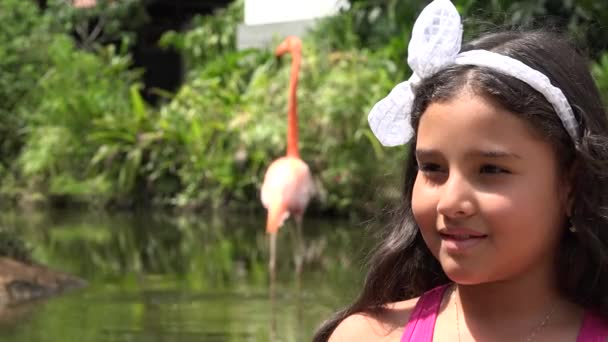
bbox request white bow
[368,0,462,146]
[368,0,580,146]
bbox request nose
[436,172,476,219]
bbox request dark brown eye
[480,164,509,174]
[417,163,444,173]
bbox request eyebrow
[415,148,522,159]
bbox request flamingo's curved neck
[286,51,301,158]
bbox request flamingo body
[261,156,314,233]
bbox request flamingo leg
[269,232,277,284]
[268,232,279,342]
[269,236,277,342]
[293,218,303,341]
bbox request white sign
[245,0,347,25]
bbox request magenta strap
[577,310,608,342]
[401,284,450,342]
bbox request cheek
[479,183,562,239]
[478,193,517,221]
[497,175,560,210]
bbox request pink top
[401,284,608,342]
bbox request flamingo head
[275,36,301,57]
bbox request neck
[454,266,581,330]
[286,50,300,158]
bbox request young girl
[314,0,608,341]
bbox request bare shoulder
[328,297,419,342]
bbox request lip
[439,227,487,237]
[439,227,488,252]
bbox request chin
[440,260,488,285]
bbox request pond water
[0,209,376,341]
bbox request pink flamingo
[261,36,314,278]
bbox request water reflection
[0,209,372,341]
[270,273,277,342]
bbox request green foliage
[0,0,145,169]
[0,0,53,172]
[88,84,159,197]
[159,0,243,71]
[592,53,608,105]
[46,0,147,50]
[0,0,147,204]
[0,230,33,263]
[15,35,142,199]
[153,49,270,208]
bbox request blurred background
[1,0,608,341]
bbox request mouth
[439,229,488,252]
[440,233,487,240]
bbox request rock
[0,257,86,306]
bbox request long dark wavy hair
[313,29,608,341]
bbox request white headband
[368,0,579,146]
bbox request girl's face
[412,90,570,285]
